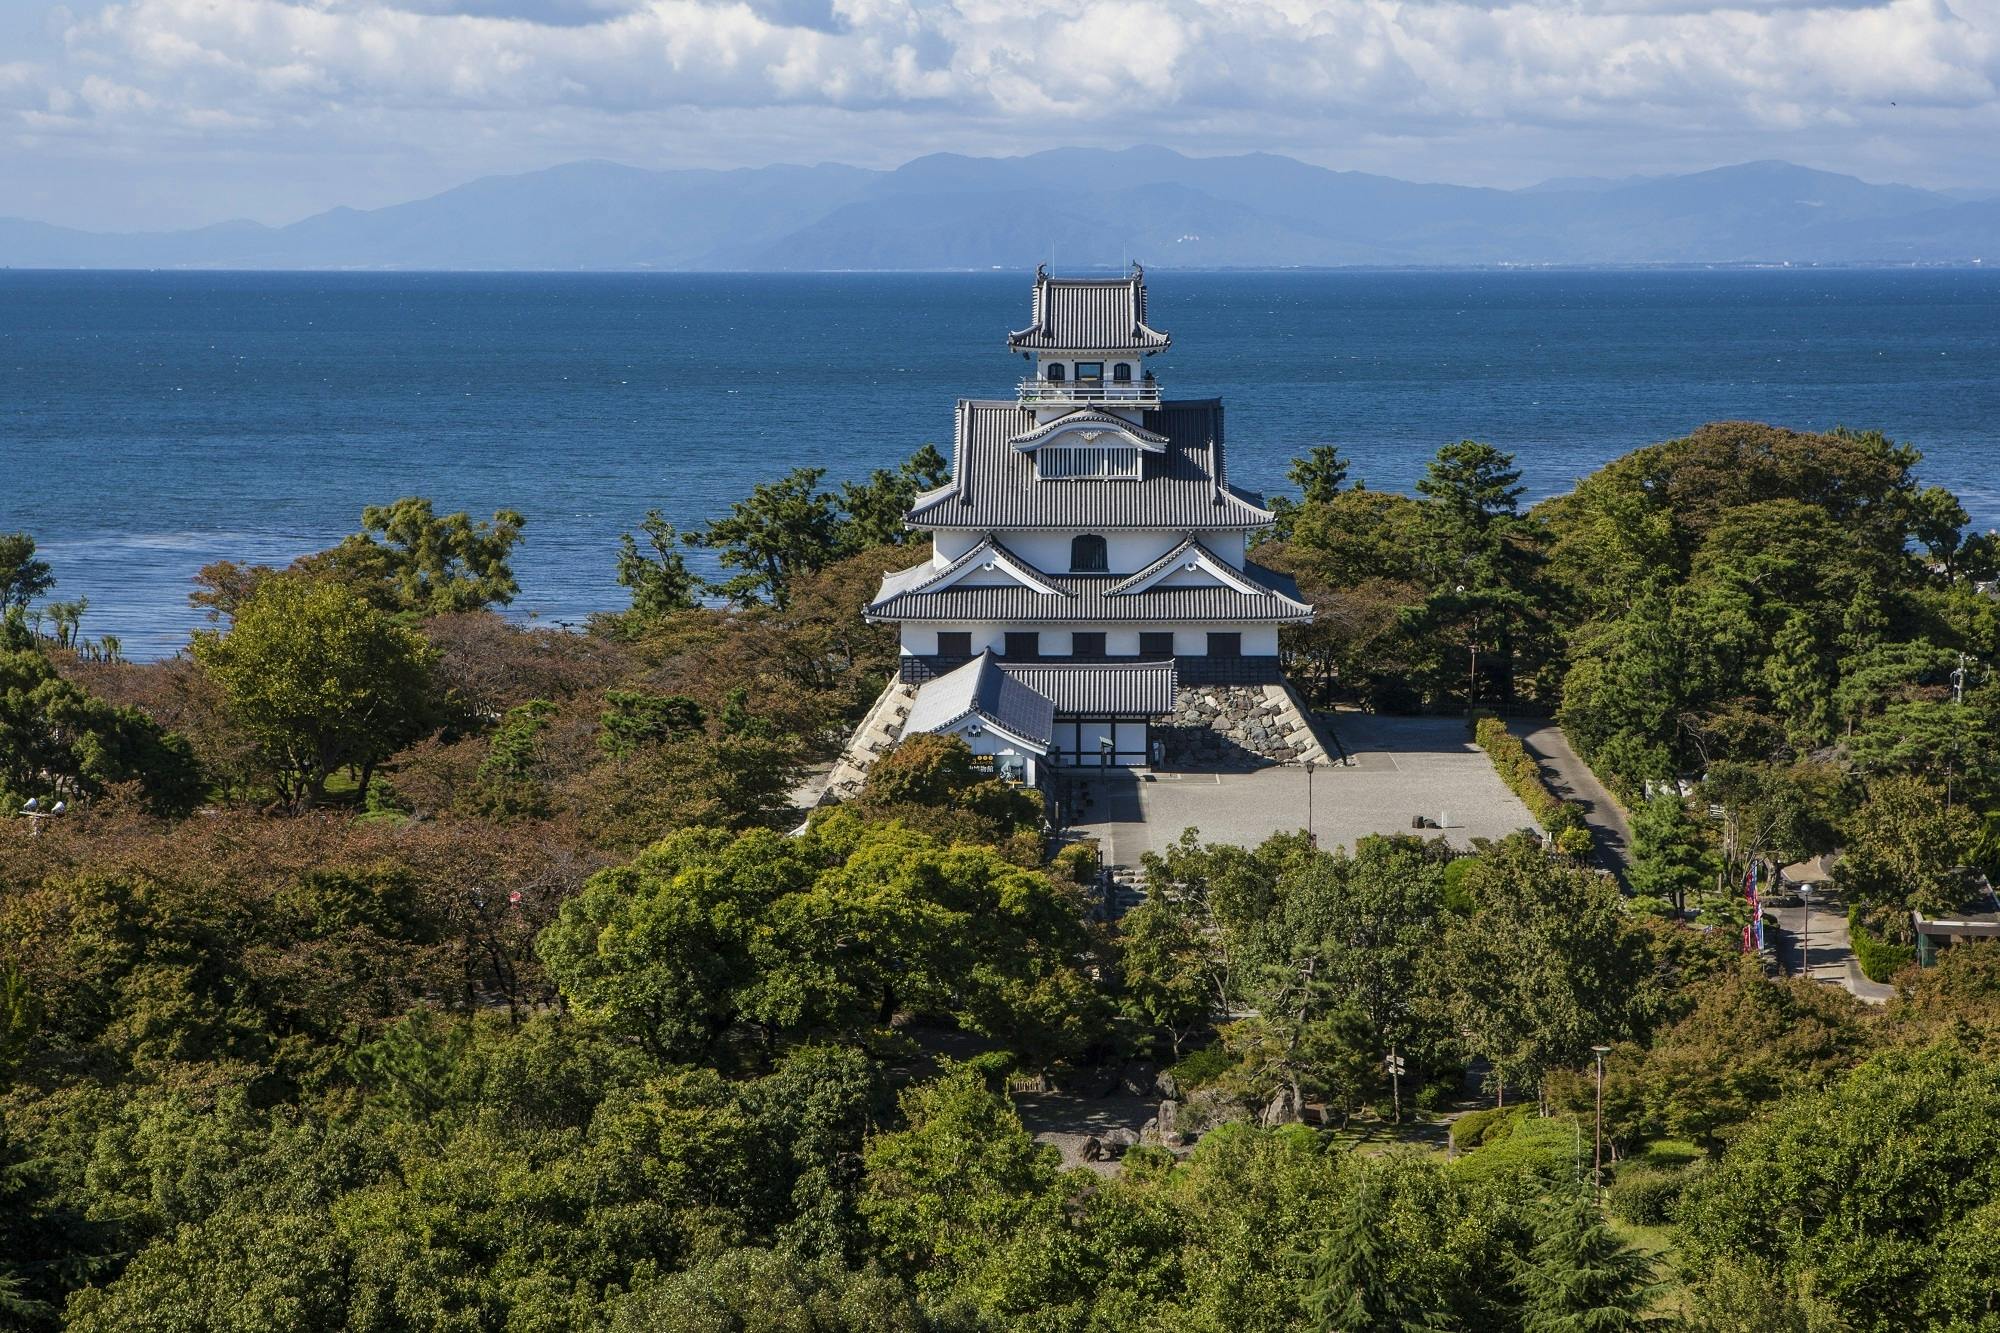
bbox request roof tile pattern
[1006,266,1171,353]
[908,399,1272,531]
[903,653,1056,748]
[867,559,1312,624]
[996,661,1177,716]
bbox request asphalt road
[1508,720,1632,881]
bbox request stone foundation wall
[820,678,918,803]
[1153,682,1332,769]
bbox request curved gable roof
[1006,264,1172,354]
[1009,409,1170,454]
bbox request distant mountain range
[5,147,1996,269]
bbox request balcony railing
[1017,378,1162,407]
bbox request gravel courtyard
[1070,712,1539,869]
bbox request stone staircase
[821,677,920,803]
[1102,865,1148,919]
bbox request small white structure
[865,264,1315,771]
[900,652,1057,785]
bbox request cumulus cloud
[7,0,1999,224]
[53,0,1997,123]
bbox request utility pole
[1590,1045,1611,1203]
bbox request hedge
[1607,1163,1692,1226]
[1849,906,1917,984]
[1450,1105,1523,1151]
[1473,716,1593,854]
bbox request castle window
[1004,631,1040,659]
[1070,534,1108,572]
[1037,443,1141,481]
[1113,363,1133,383]
[1076,361,1104,383]
[1045,362,1066,382]
[1140,632,1174,659]
[1071,632,1107,659]
[937,631,971,658]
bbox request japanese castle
[833,264,1328,791]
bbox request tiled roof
[1010,409,1169,452]
[1007,264,1171,353]
[996,661,1178,716]
[903,652,1056,749]
[877,535,1069,601]
[907,398,1273,531]
[1107,535,1268,596]
[866,559,1313,624]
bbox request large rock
[1258,1088,1301,1128]
[1118,1060,1159,1098]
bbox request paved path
[1767,898,1894,1004]
[1507,721,1632,881]
[1070,714,1537,871]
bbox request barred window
[1037,443,1140,480]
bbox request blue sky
[3,0,1996,230]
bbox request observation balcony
[1017,377,1162,408]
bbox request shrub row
[1848,905,1917,984]
[1608,1163,1693,1226]
[1472,716,1593,854]
[1451,1105,1522,1150]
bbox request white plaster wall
[929,530,1251,574]
[899,623,1281,657]
[932,717,1040,784]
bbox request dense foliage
[4,429,2000,1328]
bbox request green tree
[193,576,434,806]
[1838,774,1982,915]
[837,444,950,554]
[1677,1041,2000,1329]
[0,534,53,612]
[1514,1190,1657,1332]
[537,817,1093,1063]
[598,689,706,756]
[1603,962,1867,1151]
[851,733,1042,842]
[311,496,526,614]
[1290,444,1351,505]
[615,510,702,619]
[0,648,202,815]
[1846,698,2000,806]
[1410,441,1546,708]
[688,467,843,608]
[859,1063,1060,1295]
[1627,793,1709,914]
[1307,1172,1445,1332]
[1444,836,1647,1101]
[610,1248,932,1333]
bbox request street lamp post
[20,798,66,836]
[1304,759,1317,845]
[1591,1045,1612,1203]
[1800,885,1812,982]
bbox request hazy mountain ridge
[4,148,1993,269]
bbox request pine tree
[1628,793,1708,914]
[1515,1191,1657,1333]
[1308,1174,1445,1332]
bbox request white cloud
[5,0,1998,224]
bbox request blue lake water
[3,268,1997,659]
